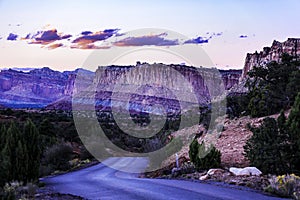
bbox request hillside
[162,111,290,170]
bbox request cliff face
[0,65,241,109]
[219,69,242,90]
[69,64,242,113]
[242,38,300,78]
[94,64,241,95]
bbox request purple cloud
[113,33,179,47]
[103,29,119,34]
[184,36,209,44]
[73,29,119,43]
[184,32,223,44]
[25,29,72,45]
[7,26,226,50]
[7,33,18,41]
[239,35,248,38]
[71,29,119,49]
[81,31,93,35]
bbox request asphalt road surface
[42,157,286,200]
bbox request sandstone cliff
[59,64,241,111]
[92,64,241,103]
[0,64,241,109]
[242,38,300,78]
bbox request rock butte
[242,38,300,78]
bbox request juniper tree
[244,93,300,174]
[244,117,288,174]
[39,118,57,153]
[23,119,41,182]
[3,122,21,181]
[246,53,300,117]
[0,125,7,149]
[286,92,300,173]
[0,148,9,187]
[15,140,29,182]
[189,139,221,171]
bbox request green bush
[244,117,288,174]
[189,139,221,171]
[0,181,37,200]
[226,94,249,119]
[41,143,73,172]
[244,92,300,175]
[286,92,300,173]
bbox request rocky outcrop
[242,38,300,78]
[229,167,262,176]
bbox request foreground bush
[244,92,300,175]
[189,139,221,171]
[0,181,37,200]
[41,143,73,172]
[265,174,300,199]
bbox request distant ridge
[0,67,94,108]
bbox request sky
[0,0,300,71]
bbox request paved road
[42,157,286,200]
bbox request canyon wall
[242,38,300,78]
[0,68,87,108]
[94,64,241,95]
[70,64,242,113]
[0,65,241,109]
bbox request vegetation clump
[189,139,221,171]
[227,53,300,118]
[265,174,300,199]
[244,92,300,175]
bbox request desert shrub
[39,165,53,177]
[265,174,300,199]
[180,161,196,174]
[79,146,94,160]
[189,139,221,171]
[0,181,37,200]
[286,92,300,173]
[226,94,249,119]
[244,93,300,175]
[42,143,73,172]
[244,116,288,174]
[1,181,22,200]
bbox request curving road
[42,157,286,200]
